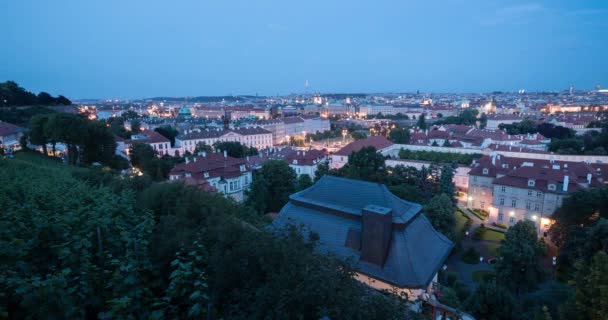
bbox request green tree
[108,116,129,139]
[571,251,608,320]
[130,143,156,169]
[122,110,140,120]
[549,187,608,246]
[424,193,456,240]
[388,127,410,144]
[214,141,258,158]
[466,280,517,320]
[246,160,296,213]
[83,120,116,165]
[351,131,367,140]
[130,119,142,134]
[156,242,209,319]
[154,125,179,147]
[314,161,330,182]
[296,174,313,191]
[28,114,50,155]
[496,221,546,293]
[193,142,213,154]
[340,146,386,182]
[556,218,608,279]
[0,157,154,319]
[128,143,172,180]
[439,163,456,203]
[46,113,88,165]
[417,113,427,130]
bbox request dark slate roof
[273,176,453,289]
[290,176,419,224]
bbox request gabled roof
[124,130,170,145]
[0,121,24,137]
[334,136,393,156]
[273,176,453,289]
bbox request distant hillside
[0,81,71,107]
[150,95,263,103]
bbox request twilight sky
[1,0,607,99]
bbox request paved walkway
[457,204,506,233]
[447,205,505,289]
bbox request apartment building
[468,154,608,232]
[122,129,174,156]
[169,151,252,202]
[0,121,24,150]
[176,127,273,153]
[249,116,330,145]
[330,136,393,169]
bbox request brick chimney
[360,205,393,267]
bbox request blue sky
[1,0,607,99]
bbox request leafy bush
[493,222,508,229]
[462,247,480,264]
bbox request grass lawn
[455,210,470,235]
[467,208,488,221]
[486,243,501,256]
[472,270,495,283]
[13,151,62,165]
[481,229,506,242]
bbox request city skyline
[2,0,608,99]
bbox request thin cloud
[482,3,545,26]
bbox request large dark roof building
[273,176,453,295]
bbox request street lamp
[341,129,347,144]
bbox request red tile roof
[125,130,170,145]
[334,136,393,156]
[0,121,24,137]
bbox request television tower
[569,84,574,95]
[305,80,309,94]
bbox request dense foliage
[0,154,405,319]
[0,106,56,127]
[130,143,178,181]
[213,141,258,158]
[434,109,480,126]
[0,81,71,106]
[388,127,410,143]
[154,126,179,147]
[398,148,482,165]
[495,221,546,294]
[246,160,297,213]
[424,193,456,240]
[498,119,537,135]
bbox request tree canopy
[424,193,456,240]
[246,160,297,213]
[0,81,71,106]
[0,152,405,319]
[213,141,258,158]
[496,221,546,293]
